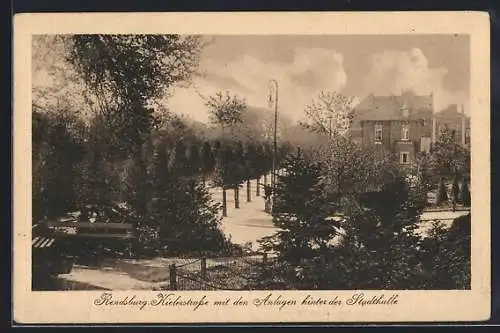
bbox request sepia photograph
[14,12,490,323]
[31,32,473,292]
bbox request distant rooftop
[354,91,433,122]
[436,103,469,119]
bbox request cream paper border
[13,12,490,324]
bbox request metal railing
[165,253,277,291]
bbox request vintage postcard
[13,12,490,324]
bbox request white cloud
[165,47,348,123]
[362,48,469,113]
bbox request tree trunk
[256,177,260,196]
[246,180,251,202]
[264,173,268,186]
[222,188,227,217]
[234,186,240,208]
[265,198,272,214]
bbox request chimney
[461,104,466,146]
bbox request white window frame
[402,104,409,117]
[401,124,410,141]
[342,118,350,130]
[400,152,410,165]
[374,123,383,142]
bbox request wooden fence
[166,253,275,291]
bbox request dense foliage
[254,139,470,290]
[32,35,280,258]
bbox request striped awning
[32,236,56,249]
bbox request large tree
[459,176,471,207]
[232,141,246,209]
[429,128,470,181]
[261,148,339,264]
[200,141,216,183]
[314,136,393,210]
[326,172,425,290]
[186,143,203,178]
[33,107,86,221]
[66,34,204,154]
[205,90,247,132]
[300,91,357,139]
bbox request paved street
[208,177,471,245]
[209,175,279,251]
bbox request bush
[419,214,471,289]
[253,141,471,290]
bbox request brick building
[433,104,471,149]
[350,91,470,165]
[351,91,433,165]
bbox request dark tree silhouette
[451,174,460,211]
[436,177,448,206]
[459,176,471,207]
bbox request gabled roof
[435,104,469,119]
[354,91,433,122]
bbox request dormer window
[401,123,410,141]
[374,123,383,142]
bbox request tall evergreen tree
[243,141,258,202]
[166,178,226,255]
[297,163,427,290]
[232,141,245,209]
[263,148,338,265]
[459,176,471,207]
[451,173,460,211]
[147,141,226,255]
[253,142,266,196]
[213,142,234,217]
[122,154,150,219]
[201,141,215,183]
[186,143,202,178]
[436,177,448,206]
[33,110,85,220]
[169,141,189,177]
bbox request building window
[465,128,470,144]
[401,103,409,117]
[374,124,383,142]
[400,152,410,165]
[342,118,351,130]
[401,124,410,141]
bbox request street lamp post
[268,79,279,210]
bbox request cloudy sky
[166,34,470,123]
